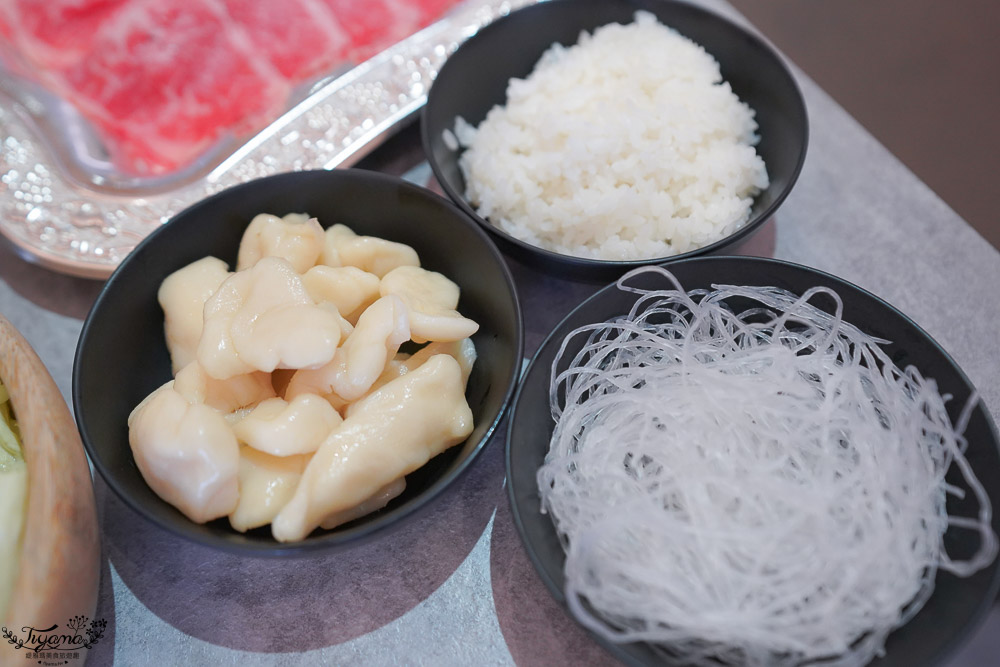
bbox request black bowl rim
[422,0,810,273]
[73,168,525,557]
[505,254,1000,665]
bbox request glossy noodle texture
[539,266,997,666]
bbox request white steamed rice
[452,11,769,261]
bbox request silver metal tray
[0,0,532,279]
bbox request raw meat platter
[0,0,531,278]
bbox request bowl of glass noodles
[423,0,808,282]
[507,256,1000,666]
[73,169,523,556]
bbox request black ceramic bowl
[507,256,1000,665]
[74,169,523,556]
[423,0,808,282]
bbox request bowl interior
[507,256,1000,665]
[74,169,523,555]
[422,0,808,280]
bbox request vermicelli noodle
[538,266,997,666]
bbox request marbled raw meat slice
[0,0,131,70]
[411,0,466,24]
[0,0,467,174]
[222,0,349,81]
[0,9,18,73]
[54,0,289,173]
[319,0,426,62]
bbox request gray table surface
[2,0,999,664]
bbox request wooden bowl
[0,314,100,662]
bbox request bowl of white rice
[423,0,808,281]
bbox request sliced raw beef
[319,0,425,62]
[0,0,466,175]
[57,0,290,174]
[0,0,131,70]
[221,0,349,81]
[319,0,461,62]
